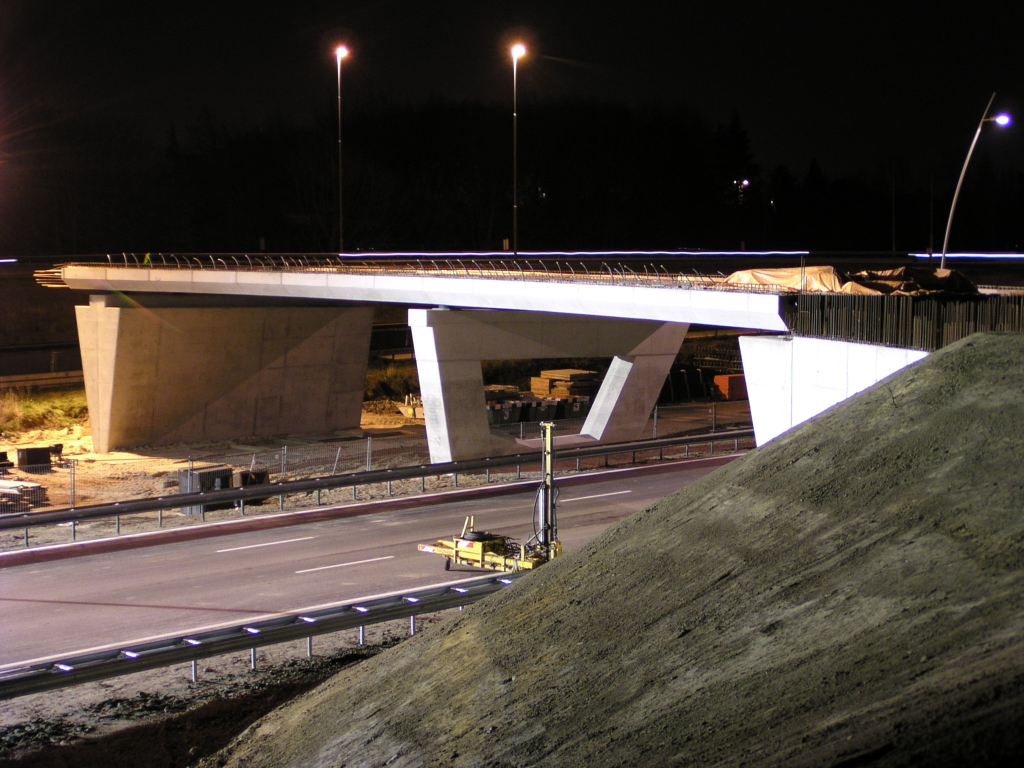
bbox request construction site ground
[4,335,1023,765]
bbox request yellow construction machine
[418,422,562,573]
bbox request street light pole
[511,44,525,256]
[335,45,349,254]
[940,93,1011,268]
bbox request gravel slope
[207,333,1024,768]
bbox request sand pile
[208,333,1024,767]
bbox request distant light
[0,259,16,264]
[994,113,1011,126]
[336,45,349,61]
[912,252,1024,260]
[741,179,750,188]
[511,44,526,61]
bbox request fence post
[279,446,287,510]
[653,404,658,438]
[366,437,372,471]
[24,528,29,548]
[69,460,76,509]
[71,521,76,541]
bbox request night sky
[5,0,1021,174]
[1,0,1022,254]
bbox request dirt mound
[207,333,1024,768]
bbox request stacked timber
[483,385,522,403]
[530,369,600,399]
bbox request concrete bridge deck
[40,253,1018,460]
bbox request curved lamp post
[335,45,350,254]
[940,92,1011,268]
[511,43,526,256]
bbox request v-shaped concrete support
[410,309,687,463]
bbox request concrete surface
[739,335,929,445]
[409,309,687,461]
[76,295,373,452]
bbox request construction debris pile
[722,264,981,295]
[207,333,1024,768]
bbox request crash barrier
[0,430,754,548]
[0,402,745,520]
[0,573,525,701]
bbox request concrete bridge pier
[409,308,688,463]
[76,294,373,453]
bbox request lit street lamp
[511,43,526,256]
[335,45,350,254]
[940,92,1011,268]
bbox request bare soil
[0,622,433,766]
[193,333,1024,767]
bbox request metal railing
[0,573,525,701]
[782,293,1024,351]
[0,429,754,543]
[35,253,785,294]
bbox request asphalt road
[0,461,725,669]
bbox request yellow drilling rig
[417,422,562,573]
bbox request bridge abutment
[739,335,929,446]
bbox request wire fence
[0,402,752,550]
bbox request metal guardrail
[0,573,525,701]
[0,429,752,533]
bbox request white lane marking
[295,555,395,574]
[0,573,498,672]
[216,536,315,553]
[561,490,632,503]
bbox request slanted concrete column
[76,295,373,452]
[739,335,929,446]
[580,322,690,443]
[409,308,687,462]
